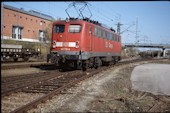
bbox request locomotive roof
[54,18,118,35]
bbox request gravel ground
[2,59,170,112]
[1,67,46,77]
[1,92,44,113]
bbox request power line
[102,2,121,19]
[63,1,114,27]
[89,4,114,23]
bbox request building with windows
[1,4,55,43]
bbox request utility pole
[116,22,123,34]
[115,14,123,34]
[135,17,140,55]
[135,17,139,44]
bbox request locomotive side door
[89,26,93,51]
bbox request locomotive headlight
[53,41,57,48]
[60,35,62,38]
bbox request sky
[2,1,170,45]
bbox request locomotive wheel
[82,66,86,71]
[59,61,67,72]
[23,57,29,61]
[13,57,18,62]
[103,62,110,66]
[88,58,94,68]
[82,60,87,71]
[94,57,102,69]
[94,61,98,69]
[59,66,66,72]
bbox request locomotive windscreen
[68,25,81,33]
[54,25,65,33]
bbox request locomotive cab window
[54,25,65,33]
[69,25,81,33]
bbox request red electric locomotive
[49,18,121,71]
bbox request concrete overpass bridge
[122,43,170,49]
[122,43,170,57]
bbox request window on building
[12,26,23,39]
[68,25,81,33]
[54,25,65,33]
[39,30,46,42]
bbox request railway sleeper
[23,88,54,92]
[28,84,63,89]
[25,88,54,91]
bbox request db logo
[63,42,69,47]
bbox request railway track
[1,57,149,96]
[2,58,163,112]
[147,95,170,112]
[1,71,60,97]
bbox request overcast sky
[3,1,170,44]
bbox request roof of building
[3,4,55,21]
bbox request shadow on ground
[30,64,60,70]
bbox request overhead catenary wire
[101,2,120,20]
[89,4,115,23]
[63,2,115,28]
